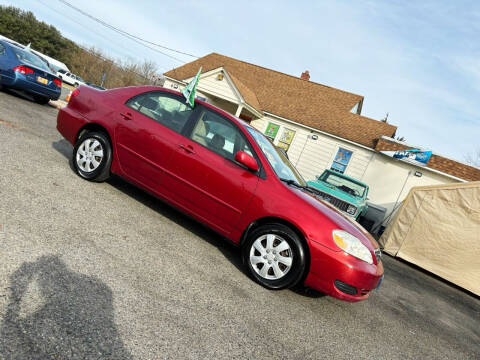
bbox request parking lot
[0,89,478,359]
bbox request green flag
[181,67,202,108]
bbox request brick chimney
[301,70,310,81]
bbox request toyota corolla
[56,86,383,302]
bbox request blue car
[0,40,62,104]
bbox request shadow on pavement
[0,255,132,359]
[106,175,247,275]
[52,139,75,171]
[52,138,72,158]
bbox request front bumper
[304,239,383,302]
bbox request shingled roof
[164,53,397,148]
[375,137,480,181]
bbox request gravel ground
[0,89,479,360]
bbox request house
[163,53,480,219]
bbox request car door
[115,90,196,193]
[162,106,260,235]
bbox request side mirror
[234,151,259,172]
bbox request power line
[56,0,185,63]
[36,0,151,66]
[56,0,199,62]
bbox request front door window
[190,109,253,160]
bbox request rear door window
[125,91,194,134]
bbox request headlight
[332,230,373,264]
[346,205,357,215]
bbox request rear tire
[72,131,112,182]
[33,95,49,105]
[242,224,307,290]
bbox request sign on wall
[382,149,432,167]
[331,147,353,174]
[265,122,280,140]
[277,128,296,151]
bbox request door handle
[120,112,132,121]
[179,144,195,154]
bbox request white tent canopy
[379,181,480,296]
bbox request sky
[2,0,479,163]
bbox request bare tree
[464,148,480,167]
[67,47,161,89]
[139,60,158,85]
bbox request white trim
[263,111,376,152]
[220,68,244,103]
[168,70,241,105]
[177,67,243,103]
[243,102,263,118]
[235,104,243,117]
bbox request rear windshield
[12,47,50,72]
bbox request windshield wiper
[279,178,303,188]
[280,178,318,194]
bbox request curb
[48,99,67,110]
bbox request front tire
[72,131,112,182]
[242,224,307,290]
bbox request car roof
[0,39,22,49]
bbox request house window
[277,128,296,151]
[264,122,280,141]
[331,147,353,174]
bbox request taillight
[70,88,80,99]
[53,79,62,87]
[13,65,34,75]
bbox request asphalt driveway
[0,89,478,359]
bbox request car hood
[292,186,378,251]
[307,180,364,205]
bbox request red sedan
[57,86,383,302]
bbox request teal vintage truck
[307,169,369,220]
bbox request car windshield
[247,126,306,187]
[319,172,366,197]
[12,47,50,72]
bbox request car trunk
[22,64,60,92]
